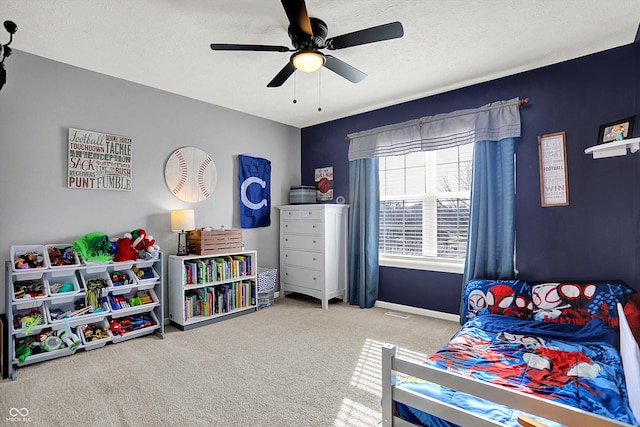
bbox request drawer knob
[313,240,316,244]
[312,225,316,228]
[313,257,316,261]
[285,272,288,276]
[313,277,316,280]
[285,224,288,228]
[285,238,288,242]
[308,212,312,215]
[288,212,292,215]
[285,254,288,257]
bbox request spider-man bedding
[394,280,640,427]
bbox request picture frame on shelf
[597,116,635,145]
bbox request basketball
[317,177,331,193]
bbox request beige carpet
[0,294,460,427]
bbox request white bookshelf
[168,251,257,331]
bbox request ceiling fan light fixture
[292,50,325,72]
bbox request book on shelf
[182,280,256,321]
[184,261,197,284]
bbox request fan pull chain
[292,72,297,104]
[317,68,322,112]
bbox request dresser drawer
[281,234,323,251]
[282,248,323,269]
[282,208,323,221]
[282,221,322,235]
[282,265,324,290]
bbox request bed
[382,279,640,427]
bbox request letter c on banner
[241,177,267,210]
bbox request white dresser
[277,204,349,309]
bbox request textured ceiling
[2,0,640,128]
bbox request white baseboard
[374,300,460,323]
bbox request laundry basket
[257,268,277,310]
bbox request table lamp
[170,209,195,256]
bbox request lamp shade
[292,50,325,73]
[170,209,195,232]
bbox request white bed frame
[381,343,633,427]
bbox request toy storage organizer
[5,245,164,380]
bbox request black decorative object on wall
[1,20,18,93]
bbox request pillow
[531,281,634,328]
[462,279,532,324]
[623,293,640,347]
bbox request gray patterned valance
[347,98,521,161]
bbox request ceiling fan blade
[267,62,296,87]
[323,55,367,83]
[326,22,404,50]
[210,43,291,52]
[281,0,312,37]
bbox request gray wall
[0,51,301,314]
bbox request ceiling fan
[210,0,404,87]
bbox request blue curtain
[348,158,379,308]
[461,137,517,320]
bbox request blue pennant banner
[238,155,271,228]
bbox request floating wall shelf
[584,137,640,159]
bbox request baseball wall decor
[164,147,218,203]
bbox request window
[379,143,473,273]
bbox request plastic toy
[132,266,154,280]
[48,246,77,266]
[109,314,155,336]
[49,281,75,294]
[83,323,110,341]
[85,278,109,310]
[42,335,62,351]
[15,337,35,363]
[19,312,44,334]
[14,279,45,298]
[111,271,133,286]
[136,291,152,305]
[109,295,130,310]
[14,251,46,269]
[58,324,80,350]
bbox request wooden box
[186,229,242,255]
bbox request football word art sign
[164,147,218,203]
[68,128,132,191]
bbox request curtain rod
[344,98,529,141]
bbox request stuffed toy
[113,233,138,262]
[73,232,112,263]
[131,228,159,259]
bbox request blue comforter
[396,315,639,427]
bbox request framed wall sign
[315,166,334,201]
[538,132,569,207]
[68,128,133,191]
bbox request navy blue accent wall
[301,42,640,314]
